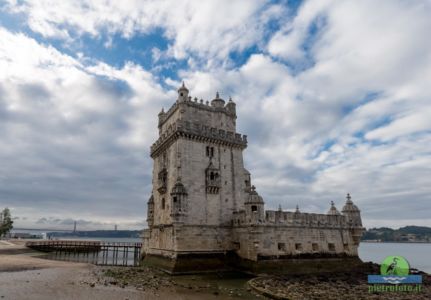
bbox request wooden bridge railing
[26,240,142,266]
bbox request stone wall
[232,225,357,261]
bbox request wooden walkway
[26,240,142,266]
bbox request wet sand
[0,240,259,300]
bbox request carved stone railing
[151,120,247,157]
[232,210,355,229]
[158,99,236,127]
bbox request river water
[359,242,431,273]
[11,230,431,273]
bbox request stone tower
[142,83,248,271]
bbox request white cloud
[0,27,170,229]
[1,0,431,229]
[4,0,286,67]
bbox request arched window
[251,205,257,212]
[162,198,165,209]
[210,172,215,180]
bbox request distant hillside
[48,230,141,239]
[362,226,431,242]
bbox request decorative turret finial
[328,201,341,215]
[295,205,300,213]
[251,185,256,192]
[216,91,220,98]
[278,204,282,212]
[182,81,185,88]
[346,193,352,203]
[229,96,233,102]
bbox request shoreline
[1,240,430,299]
[0,240,258,299]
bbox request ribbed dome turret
[177,82,189,101]
[247,185,264,204]
[211,91,225,108]
[327,201,341,215]
[342,193,359,212]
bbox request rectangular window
[343,243,349,251]
[251,205,257,212]
[312,243,319,251]
[295,243,302,251]
[233,242,240,250]
[328,243,336,251]
[206,146,210,157]
[210,147,214,157]
[161,198,165,209]
[278,243,286,251]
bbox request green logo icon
[380,256,409,276]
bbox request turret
[177,82,189,102]
[158,108,165,132]
[342,193,365,246]
[327,201,341,215]
[147,194,154,227]
[342,193,362,226]
[244,185,265,223]
[225,96,236,115]
[211,91,225,108]
[243,168,251,193]
[170,177,187,223]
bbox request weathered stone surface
[142,84,365,273]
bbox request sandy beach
[0,240,258,300]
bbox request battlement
[158,94,237,129]
[232,209,351,228]
[150,119,247,157]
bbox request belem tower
[142,83,365,273]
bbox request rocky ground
[249,262,431,300]
[92,266,261,299]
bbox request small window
[251,205,257,212]
[210,172,215,180]
[328,243,335,251]
[210,147,214,157]
[343,243,349,251]
[312,243,319,251]
[206,146,210,157]
[173,196,177,203]
[162,198,165,209]
[180,92,183,96]
[278,243,286,251]
[233,242,240,250]
[295,243,302,251]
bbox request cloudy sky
[0,0,430,230]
